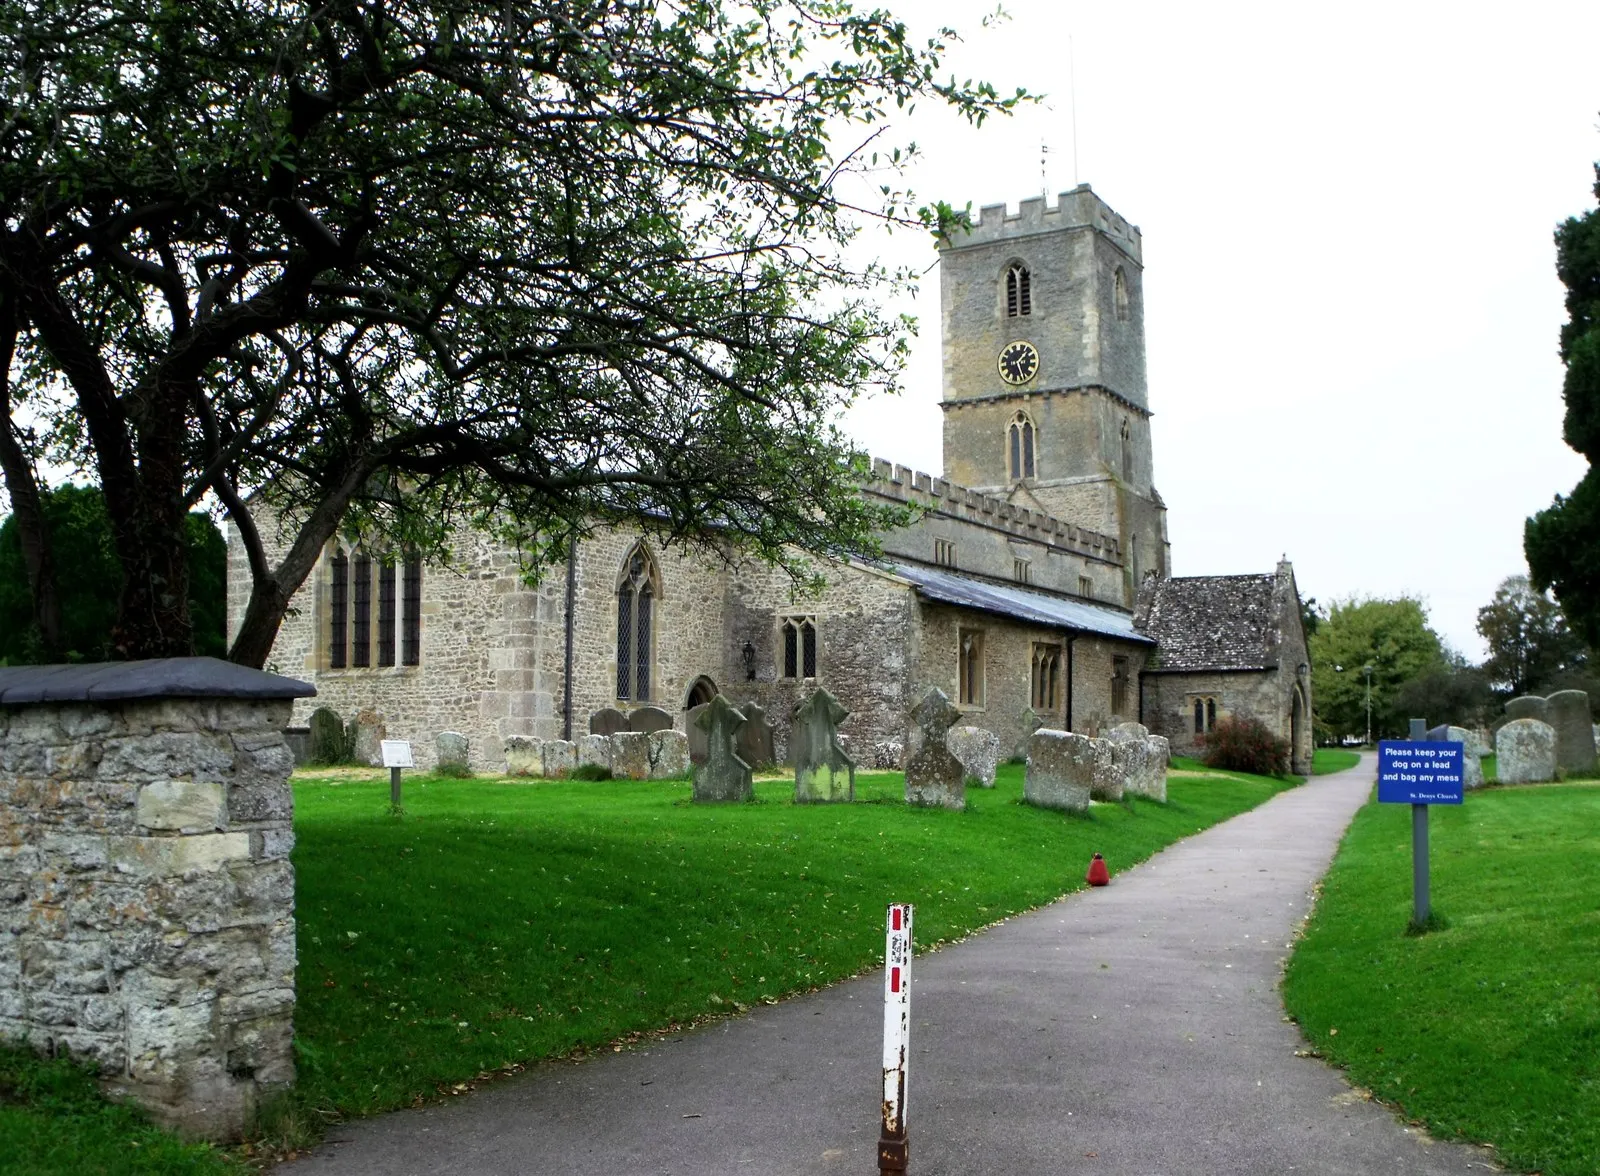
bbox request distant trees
[1475,574,1590,698]
[1309,597,1448,741]
[1526,159,1600,641]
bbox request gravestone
[692,695,754,802]
[1024,729,1093,813]
[1504,695,1549,724]
[1016,709,1045,760]
[1447,726,1484,791]
[685,703,711,764]
[946,725,1001,788]
[1496,718,1557,784]
[1088,738,1126,801]
[577,734,612,772]
[1140,735,1171,801]
[436,730,469,771]
[871,740,905,770]
[1106,723,1165,801]
[903,689,967,810]
[542,739,577,778]
[352,708,386,766]
[648,730,691,779]
[283,726,312,766]
[792,688,855,803]
[629,706,674,734]
[308,706,349,765]
[1594,723,1600,757]
[1545,689,1596,774]
[504,735,543,776]
[738,702,777,769]
[590,707,628,736]
[611,731,652,780]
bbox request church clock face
[997,340,1039,385]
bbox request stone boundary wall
[864,457,1121,564]
[0,660,310,1141]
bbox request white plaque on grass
[380,740,414,768]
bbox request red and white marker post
[879,902,913,1174]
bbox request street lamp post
[1363,664,1374,747]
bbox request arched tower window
[1008,410,1036,481]
[1114,267,1130,322]
[616,544,660,702]
[1005,263,1032,317]
[1120,417,1132,482]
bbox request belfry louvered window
[1006,263,1032,317]
[616,546,657,702]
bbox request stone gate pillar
[0,658,313,1140]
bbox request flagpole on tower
[1069,34,1079,186]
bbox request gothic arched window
[1008,411,1036,481]
[616,545,660,702]
[1114,266,1131,322]
[1120,418,1133,482]
[1006,263,1032,317]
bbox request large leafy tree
[1526,159,1600,642]
[0,1,1020,665]
[1475,573,1589,697]
[1309,596,1446,741]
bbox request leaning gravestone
[435,731,470,772]
[738,702,777,769]
[692,695,754,802]
[1024,729,1094,813]
[308,706,349,765]
[1496,718,1557,784]
[1545,689,1596,774]
[946,725,1001,788]
[1504,695,1549,724]
[648,730,691,779]
[685,703,711,764]
[904,689,967,810]
[611,731,652,780]
[590,707,628,736]
[504,735,543,776]
[577,734,612,772]
[542,739,577,778]
[792,688,855,802]
[1138,735,1171,801]
[629,706,674,734]
[352,708,386,766]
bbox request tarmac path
[284,755,1500,1175]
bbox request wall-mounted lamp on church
[1297,662,1309,678]
[742,641,756,681]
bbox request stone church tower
[938,185,1170,605]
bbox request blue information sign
[1377,741,1465,805]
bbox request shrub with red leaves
[1202,714,1291,777]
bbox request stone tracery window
[1006,263,1032,317]
[616,544,659,702]
[326,544,421,670]
[958,628,986,706]
[780,615,818,679]
[1193,695,1220,734]
[1112,656,1130,716]
[1031,643,1062,712]
[1008,410,1036,481]
[1114,266,1130,322]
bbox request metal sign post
[381,740,414,810]
[1377,721,1463,929]
[879,903,913,1174]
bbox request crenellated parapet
[938,184,1141,264]
[865,458,1121,563]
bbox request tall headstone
[1106,722,1166,801]
[504,735,543,776]
[792,688,855,803]
[1139,735,1171,800]
[738,702,777,769]
[1088,738,1126,801]
[685,703,711,764]
[1504,695,1549,724]
[946,726,1001,788]
[1545,689,1596,773]
[1445,726,1484,791]
[308,706,348,765]
[1496,718,1557,784]
[352,708,386,766]
[611,730,652,780]
[589,707,628,736]
[904,689,967,810]
[577,734,612,772]
[541,739,577,778]
[648,730,691,779]
[692,695,754,802]
[628,706,674,734]
[1024,729,1094,813]
[435,731,470,771]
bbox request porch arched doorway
[685,676,719,709]
[1290,684,1308,774]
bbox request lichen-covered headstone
[1139,735,1171,801]
[352,708,386,766]
[693,695,753,802]
[504,735,543,776]
[611,731,651,780]
[1504,695,1549,724]
[871,740,904,770]
[577,734,612,772]
[1496,718,1557,784]
[1088,738,1126,801]
[308,706,349,765]
[792,688,855,803]
[629,705,674,734]
[1545,689,1596,774]
[738,702,777,769]
[904,689,967,810]
[1105,723,1166,801]
[1024,729,1093,813]
[1444,726,1484,791]
[648,729,690,779]
[435,730,470,771]
[589,707,628,736]
[946,725,1001,788]
[542,739,577,778]
[1016,709,1045,760]
[685,703,711,764]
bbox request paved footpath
[285,757,1499,1175]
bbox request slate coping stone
[0,657,315,706]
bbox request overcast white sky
[839,0,1600,659]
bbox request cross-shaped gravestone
[904,688,967,810]
[738,702,776,768]
[792,687,854,803]
[693,695,753,802]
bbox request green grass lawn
[1282,783,1600,1176]
[1311,748,1361,775]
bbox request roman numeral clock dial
[998,340,1039,385]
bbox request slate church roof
[890,563,1155,644]
[1135,573,1284,671]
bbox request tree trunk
[0,302,64,660]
